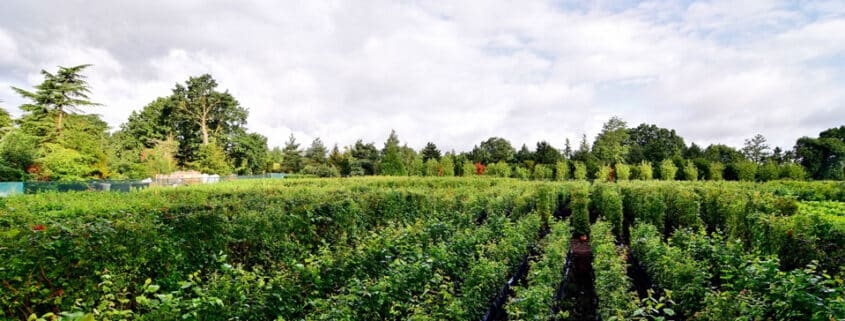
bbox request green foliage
[379,130,407,176]
[420,142,441,162]
[304,137,328,166]
[555,160,570,180]
[795,126,845,180]
[532,163,552,180]
[635,161,653,180]
[572,161,587,180]
[780,162,806,180]
[570,185,590,236]
[595,165,612,182]
[37,143,94,181]
[591,221,637,320]
[514,166,530,180]
[424,158,440,176]
[682,160,698,181]
[461,161,476,177]
[626,123,686,164]
[707,162,724,181]
[281,134,303,173]
[757,161,780,181]
[486,160,511,178]
[593,116,629,164]
[142,136,179,176]
[470,137,515,164]
[534,141,560,165]
[592,184,623,237]
[615,163,630,181]
[506,219,570,321]
[440,155,455,176]
[729,160,758,181]
[193,142,231,175]
[12,64,99,140]
[658,159,677,181]
[0,129,38,174]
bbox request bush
[780,163,806,180]
[757,161,779,181]
[441,156,455,176]
[729,160,757,181]
[532,164,553,180]
[635,161,653,180]
[595,165,612,182]
[570,185,590,237]
[425,158,440,176]
[659,159,677,181]
[573,161,587,180]
[486,161,511,178]
[615,163,631,181]
[514,166,530,180]
[592,184,623,237]
[707,162,724,181]
[462,161,476,177]
[682,160,698,181]
[555,160,570,181]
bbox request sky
[0,0,843,152]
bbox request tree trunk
[57,111,63,138]
[201,116,209,145]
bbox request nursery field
[1,177,844,321]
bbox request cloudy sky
[0,0,843,152]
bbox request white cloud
[0,0,843,152]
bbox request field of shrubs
[1,177,843,320]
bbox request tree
[572,134,591,161]
[328,144,346,174]
[625,123,686,164]
[142,136,179,176]
[534,141,560,165]
[379,130,407,176]
[424,158,440,176]
[228,132,268,175]
[470,137,515,164]
[659,159,677,181]
[515,144,533,164]
[12,64,99,140]
[440,154,455,176]
[563,138,573,159]
[794,126,845,180]
[266,146,284,173]
[281,134,303,173]
[171,74,247,146]
[742,134,770,164]
[350,140,379,175]
[0,129,38,176]
[0,106,13,136]
[704,144,745,165]
[592,116,629,164]
[421,142,441,162]
[193,141,231,175]
[304,137,328,165]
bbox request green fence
[0,173,288,197]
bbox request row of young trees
[0,65,842,181]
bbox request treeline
[0,65,842,182]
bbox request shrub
[780,163,806,180]
[570,185,590,237]
[532,164,553,180]
[573,161,587,180]
[659,159,677,181]
[682,160,698,181]
[593,184,623,237]
[595,165,612,182]
[301,164,340,177]
[555,160,570,181]
[440,156,455,176]
[757,161,779,181]
[462,161,476,177]
[615,163,631,181]
[425,158,440,176]
[486,161,511,178]
[514,166,530,180]
[707,162,724,181]
[729,160,757,181]
[636,161,653,180]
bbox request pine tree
[379,130,407,176]
[281,134,303,173]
